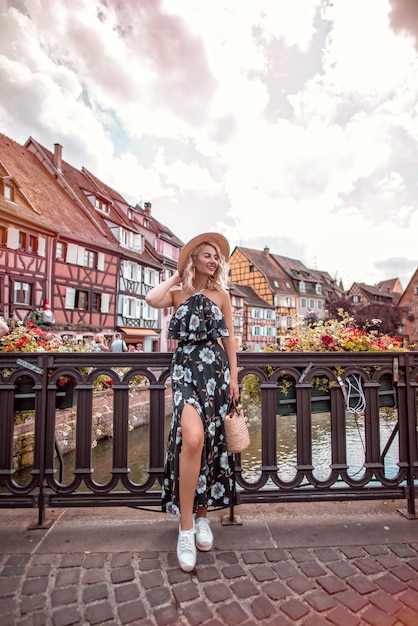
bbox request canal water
[22,407,399,487]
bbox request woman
[145,232,239,572]
[93,333,109,352]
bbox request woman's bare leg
[179,404,204,530]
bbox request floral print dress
[161,292,236,515]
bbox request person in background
[111,332,128,352]
[145,232,238,572]
[94,333,109,352]
[0,318,9,338]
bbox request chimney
[144,201,152,216]
[263,246,270,255]
[54,143,62,173]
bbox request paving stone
[153,604,181,626]
[250,564,277,582]
[299,561,327,577]
[339,546,365,559]
[363,545,388,556]
[110,565,135,584]
[398,589,418,612]
[1,565,25,576]
[140,570,164,589]
[280,598,309,620]
[114,582,140,603]
[56,569,80,587]
[52,606,82,626]
[5,555,29,566]
[82,568,106,584]
[21,577,49,595]
[59,554,84,568]
[139,558,161,571]
[303,615,330,626]
[146,586,172,607]
[0,576,20,596]
[51,586,78,607]
[327,560,357,578]
[264,548,287,562]
[347,574,378,595]
[326,606,361,626]
[287,575,316,593]
[216,551,239,565]
[389,544,417,558]
[354,558,384,575]
[261,579,289,601]
[369,590,403,615]
[242,551,265,564]
[305,589,337,612]
[204,583,232,603]
[391,564,417,582]
[20,593,47,614]
[183,600,213,626]
[82,583,108,603]
[221,564,246,579]
[166,567,191,584]
[83,553,106,568]
[317,575,346,594]
[376,554,401,569]
[290,548,315,563]
[313,547,340,562]
[84,601,114,624]
[172,581,199,603]
[407,557,418,572]
[251,595,276,620]
[196,565,220,582]
[217,600,249,625]
[375,573,408,594]
[396,606,418,626]
[230,579,259,598]
[335,588,368,612]
[273,561,299,579]
[110,552,132,567]
[117,599,147,624]
[360,606,396,626]
[27,564,51,577]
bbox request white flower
[199,347,215,364]
[196,474,207,494]
[206,378,216,395]
[175,304,188,319]
[189,314,200,330]
[172,364,184,381]
[211,305,223,321]
[211,481,226,500]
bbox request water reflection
[14,409,400,487]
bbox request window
[92,293,102,312]
[301,298,307,308]
[273,280,279,287]
[250,265,254,272]
[309,299,315,309]
[414,286,418,295]
[84,249,97,268]
[233,316,240,327]
[56,242,66,260]
[264,309,275,319]
[4,184,13,201]
[14,281,32,305]
[299,281,306,292]
[285,281,291,289]
[16,230,39,254]
[315,283,323,294]
[75,290,89,310]
[352,295,360,303]
[265,327,275,337]
[0,226,6,246]
[252,326,261,336]
[318,300,323,310]
[252,308,261,318]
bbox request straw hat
[177,232,230,276]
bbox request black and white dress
[161,292,236,515]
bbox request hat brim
[177,232,230,276]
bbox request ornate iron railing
[0,351,417,527]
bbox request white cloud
[0,0,417,289]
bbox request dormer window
[299,281,306,292]
[4,183,13,201]
[315,283,323,294]
[94,197,110,214]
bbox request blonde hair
[94,333,105,343]
[182,241,229,291]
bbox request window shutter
[66,243,78,264]
[65,287,75,309]
[77,246,86,266]
[135,299,142,319]
[133,234,142,252]
[101,293,110,313]
[38,237,46,257]
[97,252,104,271]
[7,227,19,249]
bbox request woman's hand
[229,377,239,402]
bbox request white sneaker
[177,526,196,572]
[195,517,213,552]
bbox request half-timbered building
[229,246,297,345]
[231,284,275,350]
[397,268,418,346]
[0,133,115,336]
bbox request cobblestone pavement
[0,502,418,625]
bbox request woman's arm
[145,271,182,309]
[220,291,239,401]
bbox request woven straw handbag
[224,399,250,454]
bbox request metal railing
[0,351,417,526]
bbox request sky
[0,0,418,291]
